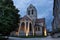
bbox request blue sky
[13,0,54,31]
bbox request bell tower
[27,4,37,21]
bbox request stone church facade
[10,4,47,36]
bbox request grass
[11,35,47,38]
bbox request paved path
[8,36,60,40]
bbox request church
[10,4,47,36]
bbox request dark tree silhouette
[0,0,20,36]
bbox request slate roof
[36,18,45,23]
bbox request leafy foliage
[0,0,20,35]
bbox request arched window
[21,22,25,31]
[29,23,32,31]
[35,27,40,31]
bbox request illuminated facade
[11,4,46,36]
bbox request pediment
[20,15,32,21]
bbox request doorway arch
[21,22,25,31]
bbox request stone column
[32,21,35,36]
[25,21,26,32]
[25,21,30,36]
[33,27,34,36]
[32,23,34,36]
[18,22,21,36]
[28,22,30,35]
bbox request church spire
[27,4,36,10]
[29,4,34,8]
[27,4,37,20]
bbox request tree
[0,0,20,36]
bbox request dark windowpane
[28,10,30,15]
[32,10,33,15]
[38,27,40,31]
[29,23,32,31]
[26,22,28,27]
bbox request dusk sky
[13,0,54,31]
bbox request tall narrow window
[26,22,28,28]
[38,27,40,31]
[32,10,33,15]
[28,10,30,15]
[29,23,32,31]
